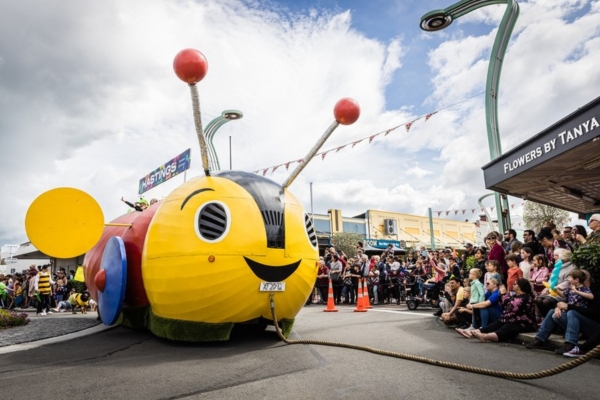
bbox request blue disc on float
[98,236,127,326]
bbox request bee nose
[262,210,284,249]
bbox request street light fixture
[204,110,243,171]
[421,0,519,233]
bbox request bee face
[142,171,318,323]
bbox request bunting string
[253,92,485,176]
[434,202,527,217]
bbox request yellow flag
[74,266,85,282]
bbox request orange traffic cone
[362,278,372,309]
[354,278,367,312]
[323,279,338,312]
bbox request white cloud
[1,0,599,246]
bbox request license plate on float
[259,282,286,292]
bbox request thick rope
[269,295,600,380]
[189,83,211,177]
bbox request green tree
[570,244,600,284]
[523,201,569,233]
[330,232,364,258]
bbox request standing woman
[473,247,487,283]
[316,260,329,305]
[368,263,380,305]
[486,232,507,282]
[329,254,343,305]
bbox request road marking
[370,309,433,317]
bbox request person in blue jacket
[465,277,502,328]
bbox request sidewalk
[0,308,107,350]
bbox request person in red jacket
[486,231,507,282]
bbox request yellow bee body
[143,171,318,334]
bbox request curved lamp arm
[421,0,519,231]
[204,110,243,171]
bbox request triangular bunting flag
[425,112,437,121]
[454,210,459,215]
[369,135,376,144]
[437,212,442,217]
[272,165,279,173]
[462,209,466,214]
[384,129,392,136]
[446,211,450,216]
[471,209,475,213]
[352,140,362,148]
[285,162,291,170]
[490,206,494,212]
[511,204,515,209]
[405,122,413,132]
[262,169,267,176]
[336,145,346,152]
[321,152,327,160]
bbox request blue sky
[273,0,498,112]
[1,0,599,250]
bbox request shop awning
[482,96,600,216]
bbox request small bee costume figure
[69,291,90,314]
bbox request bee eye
[195,201,230,243]
[304,213,318,248]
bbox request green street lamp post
[421,0,519,233]
[204,110,243,171]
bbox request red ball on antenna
[334,98,360,125]
[173,48,208,84]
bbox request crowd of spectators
[309,214,600,358]
[0,265,95,315]
[439,216,600,357]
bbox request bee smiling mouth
[243,257,301,282]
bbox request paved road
[1,305,598,399]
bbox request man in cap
[461,243,475,267]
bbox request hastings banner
[138,149,191,194]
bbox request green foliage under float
[115,306,294,342]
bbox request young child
[484,260,503,286]
[505,254,523,295]
[519,247,533,280]
[557,269,593,307]
[467,269,485,329]
[529,254,550,296]
[527,269,593,352]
